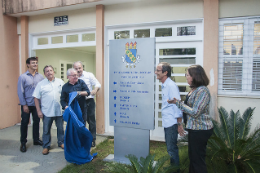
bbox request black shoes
[34,139,43,146]
[91,140,96,147]
[20,143,26,152]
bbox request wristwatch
[177,122,183,126]
[78,91,81,96]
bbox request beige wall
[0,0,20,129]
[219,0,260,18]
[105,0,203,25]
[29,8,96,34]
[36,48,96,79]
[218,96,260,132]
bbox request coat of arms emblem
[122,42,140,68]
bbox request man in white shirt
[155,62,183,170]
[73,61,101,147]
[33,65,65,155]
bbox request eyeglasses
[68,74,78,77]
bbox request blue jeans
[42,115,64,149]
[164,124,179,167]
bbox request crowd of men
[17,57,100,155]
[17,57,183,171]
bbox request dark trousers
[188,129,213,173]
[20,106,40,144]
[83,98,96,140]
[42,115,64,149]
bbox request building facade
[1,0,259,139]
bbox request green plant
[207,107,260,173]
[105,154,179,173]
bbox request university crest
[122,42,140,68]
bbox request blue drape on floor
[63,92,97,165]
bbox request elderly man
[17,57,44,152]
[60,68,90,115]
[155,62,183,170]
[33,65,65,155]
[73,61,101,147]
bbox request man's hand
[167,98,177,104]
[37,110,43,119]
[178,125,185,136]
[65,106,68,109]
[23,105,29,114]
[90,90,97,96]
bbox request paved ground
[0,125,107,173]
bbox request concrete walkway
[0,125,107,173]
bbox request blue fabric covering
[63,92,97,165]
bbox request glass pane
[155,28,172,37]
[223,24,243,55]
[181,95,186,102]
[177,26,196,36]
[82,33,95,42]
[159,85,162,91]
[170,76,187,83]
[38,38,48,45]
[66,35,78,43]
[159,48,196,55]
[61,64,64,67]
[67,64,72,69]
[114,31,130,39]
[252,60,260,91]
[51,36,63,44]
[158,121,162,127]
[134,29,150,38]
[159,94,162,100]
[172,67,188,74]
[158,112,162,118]
[222,60,243,91]
[159,57,196,64]
[159,103,162,109]
[254,22,260,55]
[178,86,191,93]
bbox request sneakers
[42,148,49,155]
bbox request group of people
[17,57,100,155]
[155,62,213,173]
[17,56,213,172]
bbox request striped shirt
[176,86,213,130]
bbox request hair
[67,68,77,76]
[26,57,38,67]
[159,62,171,77]
[187,65,209,88]
[73,61,83,68]
[43,65,54,73]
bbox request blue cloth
[17,70,44,106]
[63,91,97,165]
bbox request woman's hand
[178,125,185,136]
[167,97,177,104]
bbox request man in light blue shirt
[17,57,44,152]
[155,62,183,170]
[33,65,65,155]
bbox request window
[219,17,260,96]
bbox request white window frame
[105,19,204,138]
[218,16,260,96]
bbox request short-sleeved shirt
[17,70,44,106]
[161,77,183,128]
[60,79,90,112]
[33,78,64,117]
[78,71,101,99]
